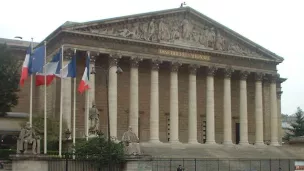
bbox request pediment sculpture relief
[80,16,263,58]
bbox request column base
[223,141,233,145]
[254,141,265,146]
[239,141,249,145]
[205,140,216,145]
[270,141,280,146]
[169,140,181,144]
[188,140,199,144]
[149,139,161,143]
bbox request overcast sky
[0,0,302,115]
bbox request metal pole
[29,38,33,127]
[59,45,64,157]
[106,71,110,142]
[44,41,47,154]
[72,49,77,159]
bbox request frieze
[76,15,265,59]
[158,49,210,61]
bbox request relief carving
[81,16,263,58]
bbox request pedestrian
[177,165,183,171]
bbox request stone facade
[5,7,286,147]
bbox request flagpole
[86,51,90,142]
[43,41,47,154]
[59,45,64,157]
[73,48,76,159]
[29,38,33,127]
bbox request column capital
[240,70,250,80]
[255,72,265,81]
[170,61,182,72]
[277,91,283,99]
[269,73,279,83]
[90,55,96,64]
[151,58,162,70]
[130,57,143,68]
[63,48,74,61]
[223,67,234,78]
[206,65,217,76]
[189,64,200,75]
[109,53,121,67]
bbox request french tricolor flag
[19,46,31,86]
[56,53,76,79]
[35,50,61,86]
[78,53,90,94]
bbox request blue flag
[29,45,45,74]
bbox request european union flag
[29,45,45,74]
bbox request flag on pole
[77,53,90,94]
[29,45,45,74]
[19,46,32,86]
[56,53,76,79]
[36,50,61,86]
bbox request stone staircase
[140,142,304,159]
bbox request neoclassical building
[13,7,286,146]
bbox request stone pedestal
[10,154,49,171]
[124,155,152,171]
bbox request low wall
[10,155,297,171]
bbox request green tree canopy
[74,132,125,168]
[0,44,21,115]
[284,107,304,141]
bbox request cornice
[62,43,278,75]
[62,30,280,64]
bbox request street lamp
[91,65,123,142]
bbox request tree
[74,131,125,168]
[284,107,304,141]
[21,115,68,151]
[0,44,21,115]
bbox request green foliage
[20,115,67,151]
[74,132,125,167]
[0,149,16,160]
[0,44,21,115]
[284,107,304,141]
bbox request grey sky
[0,0,302,115]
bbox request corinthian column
[129,57,142,137]
[108,53,120,139]
[169,61,182,143]
[205,66,217,144]
[223,67,234,145]
[239,71,249,145]
[270,74,279,146]
[149,59,162,143]
[188,64,200,144]
[255,73,264,145]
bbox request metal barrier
[47,156,296,171]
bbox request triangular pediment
[64,7,283,62]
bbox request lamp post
[91,65,123,142]
[64,129,71,171]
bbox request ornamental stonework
[255,72,264,81]
[130,57,143,68]
[75,15,264,59]
[240,70,250,80]
[170,61,182,72]
[109,53,121,67]
[151,58,162,70]
[189,64,200,75]
[206,66,217,76]
[224,67,234,78]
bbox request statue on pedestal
[17,122,40,154]
[122,126,141,155]
[89,102,100,134]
